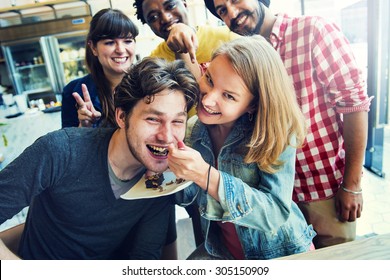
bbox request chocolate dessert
[145,173,165,189]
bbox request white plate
[120,171,192,200]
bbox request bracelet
[204,164,212,194]
[341,186,362,195]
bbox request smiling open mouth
[203,105,221,115]
[231,11,252,31]
[113,57,128,63]
[236,14,248,26]
[147,145,168,156]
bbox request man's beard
[230,4,265,36]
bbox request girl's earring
[248,112,253,122]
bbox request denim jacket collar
[190,114,253,154]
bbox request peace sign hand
[72,84,102,127]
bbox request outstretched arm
[169,140,298,232]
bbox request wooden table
[277,233,390,260]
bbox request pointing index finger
[189,33,198,64]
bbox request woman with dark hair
[61,8,139,128]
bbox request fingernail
[178,141,185,150]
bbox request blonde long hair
[212,36,306,173]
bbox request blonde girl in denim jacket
[168,36,316,259]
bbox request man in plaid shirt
[204,0,373,248]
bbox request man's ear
[115,108,126,128]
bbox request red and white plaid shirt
[270,14,372,202]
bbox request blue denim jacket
[179,116,316,259]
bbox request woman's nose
[201,91,217,107]
[115,42,125,53]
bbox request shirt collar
[191,115,251,147]
[269,13,289,50]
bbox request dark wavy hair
[86,8,139,127]
[115,57,199,120]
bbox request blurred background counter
[0,109,60,231]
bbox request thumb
[167,142,185,156]
[91,108,102,119]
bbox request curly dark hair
[115,57,199,119]
[133,0,147,24]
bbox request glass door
[57,32,88,89]
[2,39,53,96]
[364,0,389,177]
[40,31,88,97]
